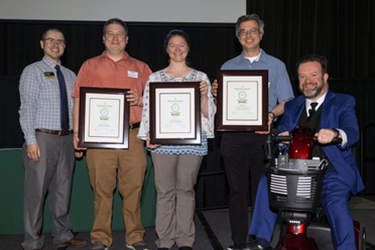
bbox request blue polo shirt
[221,49,294,111]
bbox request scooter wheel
[359,227,366,250]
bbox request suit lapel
[291,97,305,127]
[321,90,335,128]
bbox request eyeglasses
[43,38,65,46]
[239,28,259,36]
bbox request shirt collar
[245,51,261,63]
[240,48,264,63]
[161,69,195,82]
[42,56,61,68]
[305,91,327,114]
[101,50,129,61]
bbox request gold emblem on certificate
[100,107,109,119]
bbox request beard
[300,79,325,99]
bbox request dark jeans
[221,132,268,245]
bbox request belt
[129,122,140,129]
[35,129,74,136]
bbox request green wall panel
[0,148,156,235]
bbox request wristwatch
[331,128,340,138]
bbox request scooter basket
[266,163,326,213]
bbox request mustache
[303,82,317,87]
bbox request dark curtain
[247,0,375,80]
[0,76,24,148]
[0,20,240,82]
[1,1,374,78]
[1,0,375,208]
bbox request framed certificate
[149,82,201,145]
[78,87,130,149]
[217,70,268,131]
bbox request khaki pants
[151,153,203,249]
[86,128,147,247]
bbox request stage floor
[2,196,375,250]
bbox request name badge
[128,71,138,78]
[44,72,56,79]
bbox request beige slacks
[86,128,147,247]
[151,153,203,249]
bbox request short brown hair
[41,28,65,43]
[235,14,265,37]
[296,54,328,75]
[103,18,128,36]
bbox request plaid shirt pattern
[19,57,76,145]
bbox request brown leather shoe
[54,237,89,248]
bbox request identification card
[44,72,56,79]
[127,71,138,78]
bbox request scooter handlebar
[275,135,291,142]
[274,135,342,145]
[314,136,343,145]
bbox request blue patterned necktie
[55,65,69,132]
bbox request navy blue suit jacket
[277,90,364,195]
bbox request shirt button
[249,66,251,68]
[116,72,118,74]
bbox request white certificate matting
[223,75,263,126]
[155,88,195,139]
[84,93,124,143]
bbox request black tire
[359,227,366,250]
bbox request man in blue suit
[247,54,364,250]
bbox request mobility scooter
[264,126,366,250]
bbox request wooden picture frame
[217,70,268,131]
[78,87,130,149]
[149,82,201,145]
